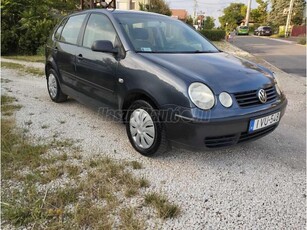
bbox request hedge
[200,30,226,41]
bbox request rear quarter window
[54,18,68,40]
[60,14,86,45]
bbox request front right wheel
[126,100,169,156]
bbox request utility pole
[193,0,198,23]
[245,0,252,26]
[285,0,295,37]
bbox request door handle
[53,47,58,53]
[77,54,83,60]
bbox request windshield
[114,13,219,53]
[240,26,248,29]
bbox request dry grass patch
[1,94,179,229]
[120,208,144,230]
[2,55,45,63]
[145,192,180,219]
[131,160,143,169]
[66,164,82,178]
[1,61,44,76]
[1,95,22,116]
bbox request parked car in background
[45,9,287,156]
[236,26,249,35]
[254,26,273,36]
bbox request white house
[116,0,149,10]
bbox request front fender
[117,52,192,110]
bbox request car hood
[139,52,274,93]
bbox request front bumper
[164,98,287,150]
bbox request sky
[167,0,259,26]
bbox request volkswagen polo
[45,10,287,156]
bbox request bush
[298,37,306,45]
[1,0,75,55]
[200,30,226,41]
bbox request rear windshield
[113,13,219,53]
[240,26,249,29]
[263,27,271,30]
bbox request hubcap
[129,109,155,149]
[48,74,57,98]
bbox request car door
[75,13,119,108]
[55,13,87,87]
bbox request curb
[251,35,294,44]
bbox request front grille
[238,125,277,143]
[234,86,277,108]
[204,134,237,148]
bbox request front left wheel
[126,100,169,157]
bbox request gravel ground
[1,42,306,229]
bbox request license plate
[249,112,280,133]
[266,31,270,33]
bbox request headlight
[219,92,233,108]
[188,82,215,110]
[273,72,283,95]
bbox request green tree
[269,0,305,26]
[139,0,171,16]
[218,3,247,30]
[203,16,215,29]
[251,0,268,24]
[186,16,194,26]
[1,0,79,55]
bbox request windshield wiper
[136,50,220,54]
[192,50,218,53]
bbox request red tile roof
[171,9,188,20]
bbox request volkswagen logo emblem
[258,89,267,103]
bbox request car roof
[70,9,170,18]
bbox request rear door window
[60,14,86,45]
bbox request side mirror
[91,40,118,54]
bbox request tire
[47,68,68,103]
[126,100,169,156]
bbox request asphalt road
[233,36,306,77]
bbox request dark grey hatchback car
[45,9,287,156]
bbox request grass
[120,208,144,230]
[1,93,179,228]
[1,78,12,83]
[2,55,45,63]
[145,192,180,219]
[131,160,143,169]
[1,95,22,116]
[1,61,44,76]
